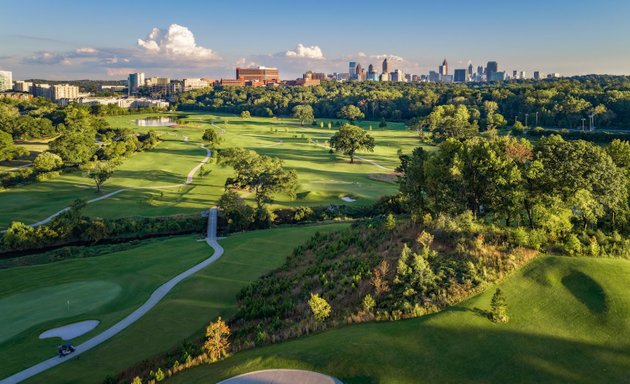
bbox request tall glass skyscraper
[128,72,145,95]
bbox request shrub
[309,293,331,323]
[564,234,583,256]
[490,288,509,323]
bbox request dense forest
[174,76,630,130]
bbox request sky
[1,0,629,80]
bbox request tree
[370,260,390,295]
[0,131,29,161]
[384,213,396,231]
[490,288,509,323]
[338,105,365,121]
[203,317,230,362]
[309,293,331,323]
[329,124,375,163]
[155,368,165,382]
[217,190,254,231]
[81,160,116,193]
[362,293,376,313]
[33,152,63,172]
[202,127,221,147]
[292,105,314,126]
[49,131,96,164]
[240,110,251,119]
[379,118,387,128]
[131,377,143,384]
[219,148,298,210]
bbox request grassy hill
[167,255,630,384]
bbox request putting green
[0,280,121,343]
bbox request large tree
[338,105,365,121]
[329,124,375,163]
[49,131,96,164]
[219,148,298,210]
[202,127,221,147]
[0,131,28,161]
[292,105,314,126]
[81,160,116,193]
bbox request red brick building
[236,67,280,84]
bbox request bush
[564,234,583,256]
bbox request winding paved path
[0,208,223,384]
[20,141,211,229]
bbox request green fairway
[16,223,349,384]
[0,235,210,378]
[0,112,428,228]
[166,256,630,384]
[0,280,121,343]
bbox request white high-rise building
[0,71,12,91]
[13,80,32,93]
[128,72,145,95]
[52,84,79,102]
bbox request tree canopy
[329,124,375,163]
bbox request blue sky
[1,0,629,79]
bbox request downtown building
[0,70,12,91]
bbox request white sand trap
[341,196,357,202]
[219,369,343,384]
[39,320,99,340]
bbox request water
[135,117,177,127]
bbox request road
[0,208,223,384]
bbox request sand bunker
[341,196,357,202]
[218,369,342,384]
[39,320,100,341]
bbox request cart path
[211,122,394,171]
[6,140,211,230]
[0,208,223,384]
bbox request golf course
[0,112,424,229]
[0,223,349,383]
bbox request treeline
[174,76,630,129]
[398,136,630,255]
[0,200,206,256]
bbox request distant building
[379,71,390,82]
[366,64,377,81]
[441,74,454,83]
[428,71,440,82]
[183,78,211,91]
[78,97,169,109]
[99,85,125,92]
[303,71,326,80]
[236,66,280,84]
[13,80,32,93]
[488,71,505,81]
[439,59,449,77]
[512,70,519,79]
[533,71,544,80]
[467,63,473,77]
[382,58,390,74]
[547,73,561,79]
[391,69,405,82]
[32,83,52,99]
[454,69,467,83]
[0,92,33,100]
[486,61,498,81]
[349,62,357,80]
[0,71,12,91]
[128,72,145,96]
[519,71,527,80]
[52,84,79,102]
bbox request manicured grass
[0,235,210,378]
[19,223,349,384]
[166,256,630,384]
[0,112,430,228]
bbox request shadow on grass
[561,270,608,314]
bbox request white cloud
[137,24,219,60]
[285,44,325,59]
[372,54,405,62]
[75,47,97,54]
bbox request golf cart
[58,342,76,357]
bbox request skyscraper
[0,70,12,91]
[454,69,467,83]
[366,64,377,81]
[486,61,498,81]
[382,58,389,74]
[439,59,448,76]
[128,72,145,96]
[467,63,473,76]
[355,63,363,81]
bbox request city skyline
[1,0,630,80]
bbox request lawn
[166,256,630,384]
[17,223,349,384]
[0,112,429,228]
[0,235,211,379]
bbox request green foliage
[292,105,315,126]
[384,213,396,231]
[33,152,63,172]
[81,160,117,193]
[219,148,298,210]
[0,131,29,161]
[309,293,331,323]
[362,294,376,313]
[240,110,251,119]
[338,105,365,121]
[490,288,509,323]
[202,127,221,146]
[49,130,96,164]
[329,124,375,163]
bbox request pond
[135,116,177,127]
